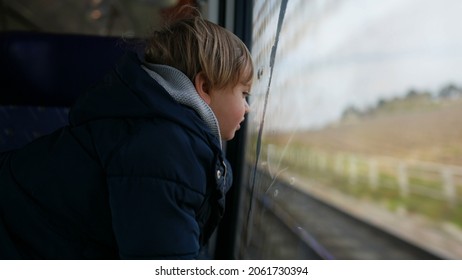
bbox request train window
[0,0,189,36]
[240,0,462,259]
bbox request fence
[264,144,462,208]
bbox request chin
[222,132,236,141]
[223,135,233,141]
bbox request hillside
[268,95,462,166]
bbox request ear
[194,72,212,105]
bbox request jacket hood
[69,52,220,148]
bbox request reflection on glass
[243,0,462,259]
[1,0,179,36]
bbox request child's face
[208,81,251,141]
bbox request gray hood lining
[141,63,222,148]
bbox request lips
[237,119,245,130]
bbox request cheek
[218,104,240,133]
[230,100,246,121]
[212,96,246,132]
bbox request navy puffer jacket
[0,52,232,259]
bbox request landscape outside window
[244,0,462,259]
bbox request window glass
[241,0,462,259]
[1,0,182,36]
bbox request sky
[251,0,462,131]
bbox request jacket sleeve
[107,175,205,259]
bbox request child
[0,11,253,259]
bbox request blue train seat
[0,31,136,152]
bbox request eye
[242,91,250,98]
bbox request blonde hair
[145,11,253,90]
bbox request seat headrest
[0,31,138,106]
